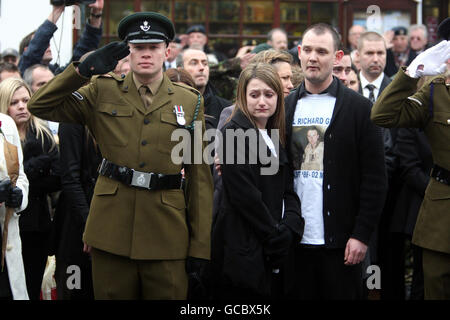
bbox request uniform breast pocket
[158,111,190,155]
[96,103,134,147]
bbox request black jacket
[203,83,232,130]
[211,109,303,296]
[385,48,417,78]
[19,127,60,233]
[53,123,102,263]
[285,77,387,248]
[391,128,433,236]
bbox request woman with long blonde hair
[0,77,60,300]
[211,63,304,299]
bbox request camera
[50,0,96,6]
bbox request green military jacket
[28,63,213,260]
[371,67,450,254]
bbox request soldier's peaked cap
[118,12,175,44]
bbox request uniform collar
[132,73,164,95]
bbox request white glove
[406,40,450,78]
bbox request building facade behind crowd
[0,0,447,300]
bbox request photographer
[18,0,104,76]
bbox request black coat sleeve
[394,128,431,197]
[58,123,90,224]
[352,98,387,245]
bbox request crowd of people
[0,0,448,301]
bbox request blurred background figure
[348,25,366,51]
[385,27,417,78]
[165,37,183,70]
[409,24,429,54]
[0,63,21,82]
[1,49,20,66]
[347,65,360,92]
[267,28,288,51]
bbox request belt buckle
[131,170,152,189]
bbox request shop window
[173,0,206,34]
[311,2,338,29]
[242,0,273,37]
[280,1,308,39]
[141,0,170,17]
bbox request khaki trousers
[91,248,188,300]
[422,248,450,300]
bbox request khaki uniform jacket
[28,63,213,260]
[371,67,450,254]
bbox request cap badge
[140,21,151,32]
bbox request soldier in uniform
[27,12,213,300]
[371,19,450,299]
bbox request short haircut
[19,31,36,55]
[176,48,208,68]
[250,49,293,65]
[0,62,20,74]
[303,23,341,51]
[23,64,50,88]
[267,28,287,41]
[357,31,386,51]
[409,24,428,38]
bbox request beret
[392,26,408,36]
[186,25,206,35]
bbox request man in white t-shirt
[285,23,387,299]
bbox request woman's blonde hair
[231,62,286,146]
[0,77,56,150]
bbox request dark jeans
[291,245,363,300]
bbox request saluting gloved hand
[0,179,12,203]
[78,41,130,78]
[6,186,23,209]
[264,223,293,268]
[406,40,450,78]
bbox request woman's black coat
[53,123,102,263]
[211,109,304,296]
[19,126,61,233]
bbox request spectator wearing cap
[164,37,182,70]
[0,63,21,82]
[28,10,213,300]
[385,26,417,77]
[409,24,429,55]
[18,1,104,76]
[186,24,226,64]
[1,48,19,66]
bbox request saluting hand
[406,40,450,78]
[77,41,130,78]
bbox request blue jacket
[19,19,102,75]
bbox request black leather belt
[98,158,183,190]
[431,164,450,186]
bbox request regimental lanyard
[174,105,186,126]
